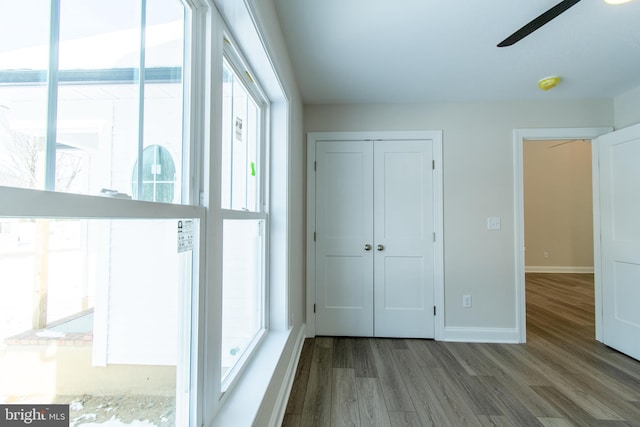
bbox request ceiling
[272,0,640,104]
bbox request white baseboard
[525,266,594,273]
[443,326,521,343]
[270,324,307,427]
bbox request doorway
[522,138,595,342]
[523,138,594,274]
[513,127,612,342]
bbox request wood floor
[282,273,640,426]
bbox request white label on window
[177,219,194,253]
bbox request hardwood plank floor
[282,273,640,426]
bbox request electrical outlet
[487,216,501,230]
[463,294,472,308]
[543,251,549,258]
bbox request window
[2,1,290,424]
[220,54,267,386]
[0,1,200,425]
[0,0,186,202]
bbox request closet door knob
[364,244,372,251]
[377,244,384,251]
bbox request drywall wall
[305,100,613,331]
[614,84,640,129]
[523,139,593,272]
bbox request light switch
[487,216,501,230]
[463,294,472,308]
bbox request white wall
[305,100,613,331]
[614,84,640,129]
[523,139,594,272]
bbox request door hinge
[432,160,435,170]
[314,161,317,171]
[433,232,436,242]
[434,306,436,316]
[313,304,316,313]
[313,231,316,242]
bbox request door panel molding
[306,131,444,339]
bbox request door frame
[306,131,444,339]
[513,127,612,343]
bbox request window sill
[212,328,291,426]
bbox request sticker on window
[177,219,194,253]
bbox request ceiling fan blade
[497,0,582,47]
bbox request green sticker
[250,162,256,177]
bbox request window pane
[0,0,50,190]
[0,217,196,424]
[0,0,187,202]
[222,60,260,212]
[221,219,264,383]
[142,0,184,204]
[56,0,141,195]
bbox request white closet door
[373,140,434,338]
[598,124,640,361]
[315,140,374,336]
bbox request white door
[315,139,434,338]
[374,140,434,338]
[315,140,374,336]
[597,123,640,361]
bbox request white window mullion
[244,90,250,210]
[136,0,148,200]
[45,0,61,191]
[182,4,197,206]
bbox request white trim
[45,0,60,191]
[305,134,317,337]
[525,266,594,274]
[270,325,307,427]
[202,8,225,425]
[306,130,444,339]
[433,135,444,341]
[443,327,520,343]
[513,127,612,344]
[0,186,205,220]
[211,330,292,427]
[591,136,603,343]
[180,3,211,423]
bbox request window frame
[202,3,291,423]
[218,36,270,390]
